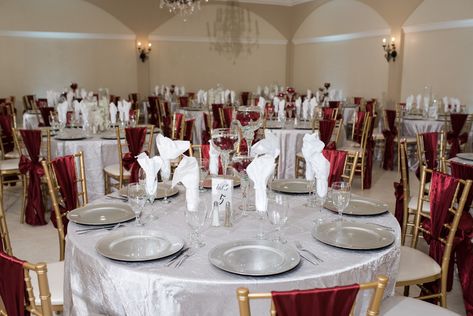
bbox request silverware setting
[166,248,195,268]
[166,247,190,267]
[175,250,195,268]
[76,223,125,235]
[299,253,318,265]
[295,241,323,263]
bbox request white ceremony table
[64,191,401,316]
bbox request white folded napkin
[172,156,199,211]
[73,100,81,121]
[423,96,430,111]
[80,89,87,100]
[416,94,422,110]
[181,86,186,96]
[302,133,317,181]
[225,89,231,103]
[80,101,90,124]
[230,90,236,104]
[247,154,276,212]
[442,96,449,112]
[117,101,125,122]
[155,134,190,180]
[109,102,118,124]
[302,132,329,197]
[278,99,286,121]
[295,97,302,117]
[209,140,219,175]
[309,97,317,118]
[175,86,180,97]
[251,130,280,159]
[137,153,163,197]
[203,91,208,105]
[122,100,131,122]
[57,101,69,123]
[257,96,266,110]
[302,99,309,120]
[315,90,320,101]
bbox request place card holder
[211,177,233,224]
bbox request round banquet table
[64,191,401,316]
[22,112,42,129]
[402,117,445,137]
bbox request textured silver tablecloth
[402,118,445,137]
[64,191,400,316]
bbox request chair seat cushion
[380,296,459,315]
[408,196,430,213]
[104,164,131,177]
[396,246,441,284]
[31,261,64,306]
[0,158,19,171]
[4,150,20,159]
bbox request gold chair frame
[0,203,12,256]
[416,131,446,172]
[42,151,88,261]
[398,140,412,246]
[236,275,388,316]
[171,113,186,140]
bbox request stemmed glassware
[198,158,209,192]
[231,155,254,216]
[266,104,275,121]
[313,178,328,224]
[332,181,351,222]
[211,128,239,177]
[234,106,263,156]
[128,183,146,226]
[161,174,171,204]
[185,199,208,248]
[267,194,288,243]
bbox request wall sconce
[382,37,397,62]
[137,41,152,62]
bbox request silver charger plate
[456,153,473,161]
[312,221,395,250]
[96,228,184,262]
[271,179,311,194]
[119,183,179,199]
[55,134,87,141]
[203,176,240,189]
[67,203,135,226]
[324,195,388,216]
[208,240,300,276]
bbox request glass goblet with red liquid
[231,155,254,216]
[211,128,239,177]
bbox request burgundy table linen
[271,284,360,316]
[382,110,397,170]
[447,113,468,158]
[0,251,27,316]
[18,129,46,226]
[122,127,147,183]
[319,119,335,147]
[322,149,347,187]
[415,132,439,180]
[0,114,14,153]
[50,155,79,234]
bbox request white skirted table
[401,118,445,137]
[64,191,401,316]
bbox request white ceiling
[227,0,313,6]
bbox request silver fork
[166,248,190,267]
[175,250,195,268]
[76,223,125,235]
[295,241,323,263]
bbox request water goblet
[267,194,288,243]
[231,155,254,216]
[185,199,208,248]
[161,174,171,204]
[198,158,209,192]
[234,106,263,156]
[313,178,328,225]
[128,183,146,226]
[331,181,351,222]
[211,128,239,177]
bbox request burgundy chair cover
[328,101,340,109]
[18,129,46,226]
[353,97,362,105]
[352,111,367,144]
[122,127,147,183]
[240,92,250,106]
[0,251,26,316]
[39,107,55,127]
[179,96,189,108]
[147,96,160,126]
[0,114,14,153]
[211,104,224,128]
[447,113,468,158]
[271,284,360,316]
[50,155,78,234]
[319,119,335,146]
[322,149,347,187]
[201,112,211,145]
[184,118,195,141]
[365,100,375,115]
[173,113,185,139]
[321,107,335,120]
[415,132,439,180]
[382,110,397,170]
[35,98,48,108]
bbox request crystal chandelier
[160,0,208,20]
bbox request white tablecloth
[64,192,400,316]
[402,118,445,137]
[22,112,41,129]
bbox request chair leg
[0,175,3,212]
[20,175,27,224]
[104,172,110,195]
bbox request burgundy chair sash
[382,110,397,170]
[364,137,374,189]
[353,97,362,105]
[271,284,360,316]
[202,112,211,145]
[50,155,79,234]
[0,251,26,316]
[393,181,404,226]
[319,119,335,146]
[322,149,347,187]
[415,132,438,180]
[321,107,334,120]
[201,144,223,174]
[222,107,233,128]
[172,113,184,139]
[328,101,340,109]
[39,107,55,127]
[353,111,366,144]
[122,127,147,183]
[0,114,14,153]
[18,129,46,226]
[447,113,468,158]
[184,118,195,141]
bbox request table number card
[211,177,233,214]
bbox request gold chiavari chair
[236,275,388,316]
[416,131,446,173]
[104,125,155,193]
[42,152,88,261]
[171,113,186,140]
[396,166,472,307]
[0,203,12,256]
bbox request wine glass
[211,128,239,177]
[331,181,351,222]
[128,183,146,226]
[234,106,263,156]
[313,178,328,224]
[161,173,171,204]
[231,155,254,216]
[198,158,209,192]
[267,194,288,243]
[185,199,208,248]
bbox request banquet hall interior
[1,0,473,315]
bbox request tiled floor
[3,164,466,315]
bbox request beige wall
[401,0,473,108]
[149,3,287,92]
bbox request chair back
[128,93,140,108]
[321,107,338,120]
[328,101,340,109]
[416,131,446,173]
[23,95,36,112]
[236,275,388,316]
[39,107,55,127]
[0,114,15,158]
[184,118,195,142]
[147,96,161,127]
[41,152,87,261]
[219,107,233,128]
[12,128,51,162]
[171,113,185,140]
[0,203,12,256]
[202,112,212,144]
[353,97,363,105]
